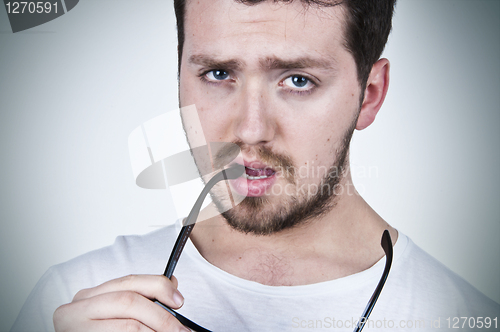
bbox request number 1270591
[5,2,58,14]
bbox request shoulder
[388,233,499,318]
[10,223,179,332]
[53,223,179,289]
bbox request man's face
[179,0,362,234]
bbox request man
[11,0,499,331]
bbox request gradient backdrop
[1,0,499,330]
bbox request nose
[232,83,276,146]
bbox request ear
[356,58,390,130]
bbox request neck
[190,174,397,286]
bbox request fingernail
[179,327,191,332]
[173,290,184,307]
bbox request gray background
[1,0,499,330]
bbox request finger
[88,319,156,332]
[89,319,154,332]
[171,275,179,289]
[58,291,190,332]
[73,275,184,309]
[55,317,156,332]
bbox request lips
[228,161,278,197]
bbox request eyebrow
[189,54,335,71]
[260,56,335,70]
[188,55,244,71]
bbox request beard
[209,118,357,236]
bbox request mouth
[228,161,278,197]
[243,165,276,180]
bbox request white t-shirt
[11,220,499,331]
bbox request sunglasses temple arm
[163,224,194,278]
[353,230,393,332]
[154,300,213,332]
[163,170,227,278]
[158,170,231,332]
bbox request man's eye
[282,75,314,89]
[206,70,230,81]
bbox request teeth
[243,173,271,180]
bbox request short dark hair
[174,0,396,89]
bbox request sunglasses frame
[155,166,393,332]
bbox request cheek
[282,112,351,181]
[194,107,222,143]
[285,113,342,150]
[180,77,233,142]
[197,103,241,145]
[180,73,206,106]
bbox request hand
[53,274,190,332]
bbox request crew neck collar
[175,219,408,297]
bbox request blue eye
[291,76,308,87]
[282,75,315,90]
[206,70,230,81]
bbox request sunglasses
[154,165,393,332]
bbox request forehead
[182,0,349,65]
